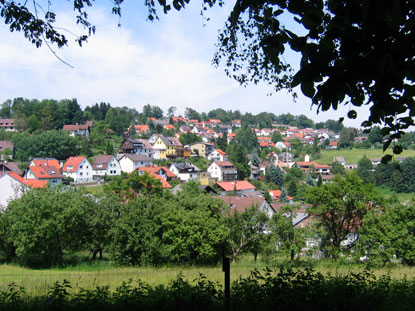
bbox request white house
[169,163,200,182]
[119,154,153,173]
[207,161,238,181]
[208,149,228,162]
[62,156,93,183]
[92,155,121,180]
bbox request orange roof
[134,125,149,132]
[31,159,60,170]
[8,172,48,188]
[153,175,172,189]
[216,181,256,192]
[228,133,237,137]
[164,124,176,130]
[296,161,331,169]
[269,189,293,201]
[216,149,227,156]
[137,165,177,178]
[329,141,338,146]
[259,141,275,147]
[63,156,86,172]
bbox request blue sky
[0,0,369,127]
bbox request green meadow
[315,148,415,165]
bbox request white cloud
[0,3,369,127]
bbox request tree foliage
[358,204,415,266]
[306,172,382,257]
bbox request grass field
[315,148,415,165]
[1,258,415,296]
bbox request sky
[0,0,370,127]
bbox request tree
[227,143,251,180]
[331,162,345,176]
[357,204,415,266]
[268,163,283,187]
[306,172,382,258]
[368,126,383,145]
[251,153,260,167]
[357,155,375,184]
[271,130,283,143]
[225,205,269,261]
[4,187,94,266]
[279,188,289,203]
[267,205,307,263]
[184,107,200,120]
[167,106,177,117]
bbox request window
[80,172,83,176]
[80,165,83,169]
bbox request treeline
[1,98,346,133]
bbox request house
[0,162,22,176]
[208,149,228,162]
[24,166,65,186]
[270,203,311,228]
[0,140,13,159]
[29,158,61,171]
[327,141,338,150]
[333,157,346,166]
[136,165,177,181]
[218,196,275,218]
[119,154,153,173]
[152,135,183,159]
[216,180,256,195]
[0,119,16,131]
[207,161,238,181]
[169,162,200,182]
[164,124,176,132]
[231,120,241,128]
[120,138,153,155]
[136,165,177,188]
[92,155,121,180]
[268,190,294,203]
[198,171,218,185]
[294,159,331,175]
[133,124,150,135]
[190,142,215,158]
[62,156,93,183]
[0,172,47,209]
[370,158,382,167]
[62,124,90,137]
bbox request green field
[315,148,415,165]
[1,259,415,296]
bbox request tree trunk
[290,249,295,263]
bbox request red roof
[137,165,177,178]
[153,175,172,189]
[8,172,48,188]
[164,124,176,130]
[329,141,338,146]
[31,159,61,170]
[218,196,266,213]
[63,156,86,172]
[268,190,293,201]
[296,161,330,169]
[134,124,149,133]
[216,149,227,156]
[216,181,256,192]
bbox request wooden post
[222,256,230,311]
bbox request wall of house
[0,175,25,209]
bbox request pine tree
[269,163,283,187]
[279,188,289,203]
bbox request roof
[93,155,114,170]
[63,156,86,172]
[164,124,176,130]
[170,162,200,173]
[153,174,172,189]
[0,162,22,175]
[0,140,14,152]
[217,196,266,213]
[28,166,64,179]
[214,161,236,169]
[137,165,177,178]
[216,181,256,192]
[296,161,330,169]
[134,124,149,132]
[8,172,48,188]
[268,190,293,201]
[216,149,227,156]
[30,158,60,170]
[62,124,89,131]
